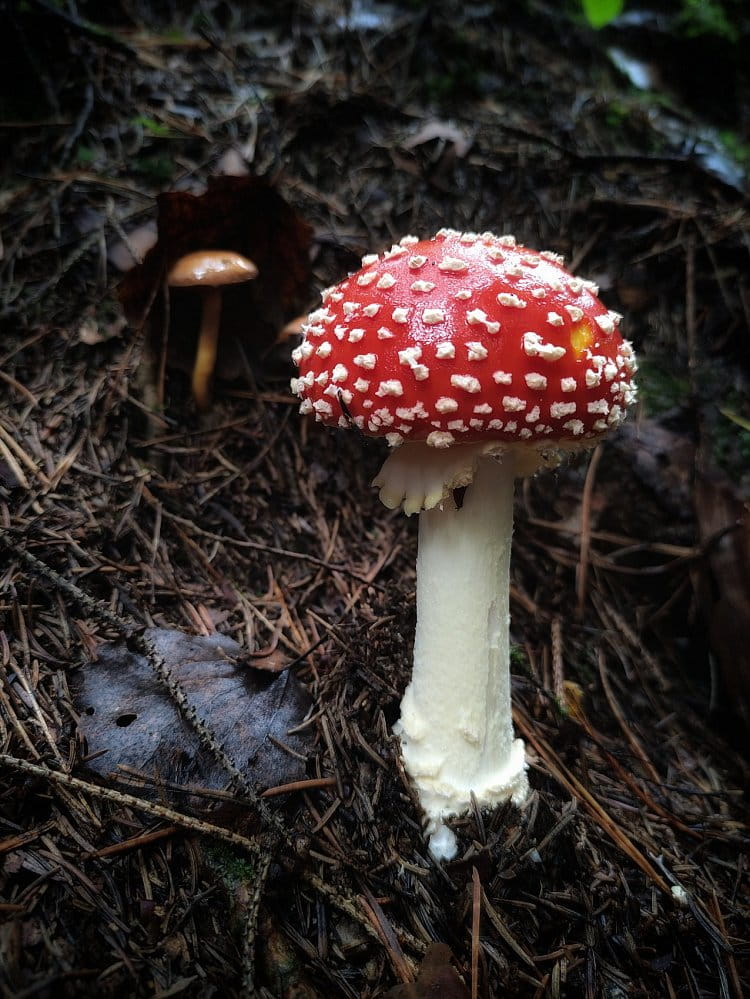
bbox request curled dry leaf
[118,175,313,395]
[695,471,750,730]
[215,148,250,177]
[615,418,693,518]
[73,627,312,798]
[402,120,473,159]
[246,646,291,673]
[108,221,158,272]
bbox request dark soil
[1,2,748,997]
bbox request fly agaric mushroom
[291,229,637,860]
[167,249,258,410]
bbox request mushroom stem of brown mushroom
[192,286,223,411]
[375,440,537,860]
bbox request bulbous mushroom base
[395,722,529,861]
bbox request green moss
[678,0,741,42]
[203,843,257,889]
[510,644,527,670]
[132,154,176,185]
[604,100,629,130]
[74,145,98,167]
[718,129,750,167]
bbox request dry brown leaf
[246,647,291,673]
[695,470,750,730]
[119,175,313,390]
[108,221,158,272]
[402,120,473,159]
[384,943,470,999]
[74,627,312,797]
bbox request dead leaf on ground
[77,312,127,345]
[73,627,312,798]
[694,469,750,730]
[108,220,158,272]
[384,943,470,999]
[118,175,313,392]
[247,646,290,672]
[615,418,694,518]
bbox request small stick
[471,867,481,999]
[241,849,273,997]
[261,776,337,798]
[359,886,414,983]
[87,825,179,858]
[0,754,261,855]
[576,444,602,618]
[551,616,565,709]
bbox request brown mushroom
[167,249,258,410]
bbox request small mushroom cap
[291,229,637,452]
[167,249,258,287]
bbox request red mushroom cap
[291,230,636,450]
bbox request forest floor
[0,2,749,996]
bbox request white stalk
[393,451,528,860]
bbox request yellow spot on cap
[570,319,593,356]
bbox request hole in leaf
[116,713,137,727]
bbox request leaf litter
[75,627,312,798]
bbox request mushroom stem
[192,286,223,411]
[394,451,528,860]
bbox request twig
[261,776,338,798]
[709,890,743,999]
[480,887,537,970]
[0,228,103,318]
[359,886,414,983]
[551,616,565,708]
[60,82,94,165]
[597,648,663,789]
[685,233,698,392]
[303,871,426,957]
[241,849,273,998]
[0,754,262,855]
[471,867,481,999]
[0,421,51,488]
[87,824,179,858]
[576,444,602,618]
[565,679,701,840]
[147,501,382,584]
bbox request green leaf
[582,0,624,29]
[130,115,172,138]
